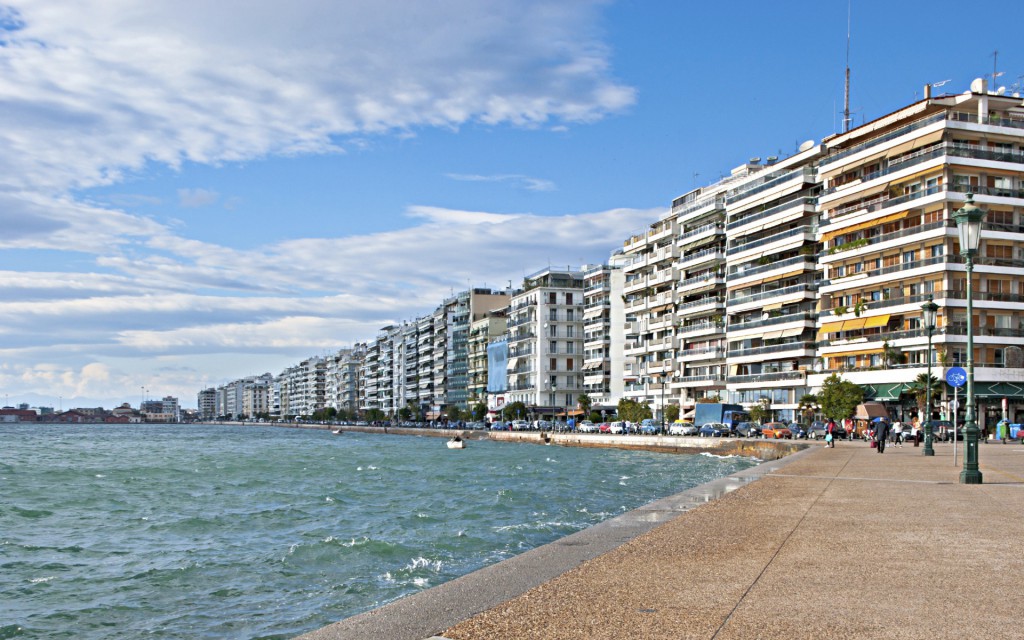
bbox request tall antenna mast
[842,0,852,132]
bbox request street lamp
[954,193,984,484]
[921,295,938,456]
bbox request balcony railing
[819,112,946,168]
[727,196,816,231]
[729,309,815,329]
[727,371,805,384]
[727,282,817,307]
[728,255,816,281]
[727,342,814,358]
[728,224,815,255]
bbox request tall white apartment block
[811,80,1024,426]
[582,255,628,410]
[507,267,585,416]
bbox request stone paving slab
[297,440,1024,640]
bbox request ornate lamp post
[954,194,985,484]
[921,295,938,456]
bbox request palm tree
[797,393,819,422]
[906,373,942,420]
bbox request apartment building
[811,79,1024,426]
[197,387,216,420]
[469,309,508,406]
[723,145,822,420]
[582,255,628,410]
[325,346,363,415]
[507,267,584,417]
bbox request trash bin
[1011,424,1021,440]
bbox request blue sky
[1,0,1021,409]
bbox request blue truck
[693,403,751,435]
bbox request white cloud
[446,173,557,192]
[177,188,220,208]
[0,0,633,193]
[0,0,645,407]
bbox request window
[565,326,574,338]
[549,308,558,321]
[834,265,846,277]
[990,176,1013,196]
[987,209,1013,226]
[924,209,943,224]
[929,244,944,258]
[903,250,916,264]
[566,358,574,371]
[550,341,558,353]
[549,292,557,304]
[566,308,574,321]
[986,244,1012,259]
[565,293,573,305]
[550,358,558,371]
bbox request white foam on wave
[412,577,429,587]
[94,474,105,478]
[325,496,335,503]
[30,576,54,584]
[700,451,741,460]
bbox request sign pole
[946,367,967,467]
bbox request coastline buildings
[809,80,1024,425]
[507,267,585,418]
[204,80,1024,428]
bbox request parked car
[609,421,626,434]
[577,421,598,433]
[598,422,613,433]
[511,420,530,431]
[532,420,552,431]
[807,421,827,439]
[735,421,761,438]
[698,422,730,437]
[761,422,792,439]
[669,421,699,436]
[490,421,510,431]
[788,423,809,439]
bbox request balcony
[676,272,724,295]
[677,222,724,249]
[818,112,946,169]
[727,196,817,233]
[727,282,817,309]
[727,370,805,385]
[728,224,816,257]
[678,346,725,361]
[677,247,725,271]
[727,167,816,208]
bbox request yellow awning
[819,320,845,334]
[827,347,883,359]
[761,302,784,311]
[841,317,867,330]
[863,314,890,328]
[823,210,910,243]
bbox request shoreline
[292,442,814,640]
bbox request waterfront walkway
[297,439,1024,640]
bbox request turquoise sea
[0,424,759,639]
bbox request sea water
[0,424,759,639]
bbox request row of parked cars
[665,420,845,439]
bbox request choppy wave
[0,423,758,640]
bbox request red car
[598,423,613,433]
[761,422,792,439]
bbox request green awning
[862,382,905,401]
[971,382,1024,399]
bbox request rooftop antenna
[991,50,1004,91]
[842,0,852,132]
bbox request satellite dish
[970,78,985,93]
[798,140,815,152]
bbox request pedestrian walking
[825,418,836,448]
[892,420,904,447]
[875,419,890,453]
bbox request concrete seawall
[213,421,805,461]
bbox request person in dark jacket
[875,419,890,453]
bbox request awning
[854,401,890,420]
[841,317,867,331]
[823,210,910,243]
[583,307,604,319]
[819,320,845,334]
[827,347,883,358]
[863,383,905,401]
[863,314,890,329]
[761,302,784,312]
[682,409,695,419]
[649,303,673,313]
[779,326,805,338]
[582,361,604,370]
[762,330,783,340]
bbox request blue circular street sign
[946,367,967,388]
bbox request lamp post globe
[921,295,938,456]
[953,194,984,484]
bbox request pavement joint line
[711,457,839,639]
[767,472,950,484]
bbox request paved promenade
[298,439,1024,640]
